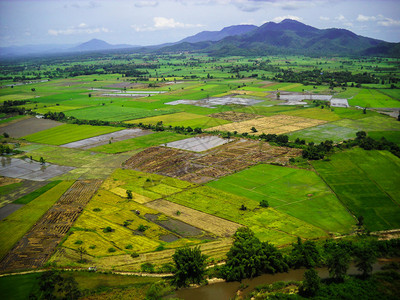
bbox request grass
[348,89,400,108]
[207,164,355,234]
[126,112,231,129]
[65,105,178,122]
[59,188,202,258]
[0,273,39,300]
[102,169,196,201]
[368,131,400,145]
[332,115,400,132]
[22,124,123,145]
[288,123,359,143]
[312,148,400,231]
[282,107,341,121]
[14,181,61,204]
[166,186,328,245]
[90,131,188,154]
[0,181,73,260]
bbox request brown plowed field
[124,139,301,183]
[0,180,102,272]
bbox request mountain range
[1,19,399,58]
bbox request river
[170,260,394,300]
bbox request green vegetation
[172,246,207,287]
[23,124,122,145]
[166,185,327,245]
[0,181,73,260]
[14,180,61,204]
[313,148,400,231]
[207,164,355,234]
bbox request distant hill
[179,24,257,43]
[160,19,400,57]
[70,39,134,52]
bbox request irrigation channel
[169,260,397,300]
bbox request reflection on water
[172,262,388,300]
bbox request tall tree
[172,246,207,287]
[354,243,376,278]
[299,268,320,297]
[223,227,288,281]
[326,247,351,281]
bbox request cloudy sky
[0,0,399,47]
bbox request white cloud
[132,17,204,32]
[65,1,101,9]
[134,1,159,8]
[357,14,377,22]
[356,14,400,27]
[272,15,302,23]
[378,17,400,27]
[336,15,345,21]
[48,24,110,36]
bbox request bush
[108,247,116,253]
[103,226,113,233]
[141,262,155,273]
[260,199,269,208]
[137,224,148,232]
[74,240,83,245]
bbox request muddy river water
[170,260,393,300]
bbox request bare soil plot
[0,180,102,272]
[0,117,63,138]
[0,158,74,181]
[146,199,242,237]
[125,139,301,184]
[165,135,231,152]
[61,129,153,150]
[209,111,264,122]
[209,115,326,135]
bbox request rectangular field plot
[23,124,123,145]
[332,115,400,132]
[61,129,152,150]
[89,132,188,154]
[208,115,326,135]
[126,112,231,129]
[207,164,355,234]
[165,186,328,245]
[166,135,231,152]
[64,105,178,122]
[312,148,400,231]
[0,180,102,271]
[348,89,400,108]
[145,199,242,237]
[0,117,63,138]
[288,123,359,143]
[0,158,74,181]
[124,140,301,184]
[0,181,73,263]
[102,169,196,201]
[282,107,341,121]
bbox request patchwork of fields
[0,56,399,275]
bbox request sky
[0,0,399,47]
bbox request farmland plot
[0,117,62,138]
[312,148,400,231]
[165,135,231,152]
[61,129,153,150]
[0,180,102,271]
[208,115,326,135]
[124,139,301,184]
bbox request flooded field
[0,157,74,181]
[165,135,231,152]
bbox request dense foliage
[222,227,288,281]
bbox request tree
[3,132,9,138]
[33,270,81,300]
[356,131,367,140]
[222,227,288,281]
[126,190,133,199]
[354,243,376,278]
[290,237,320,269]
[77,246,87,263]
[39,157,45,165]
[326,247,351,281]
[251,126,258,133]
[172,246,207,287]
[299,268,320,297]
[260,199,269,208]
